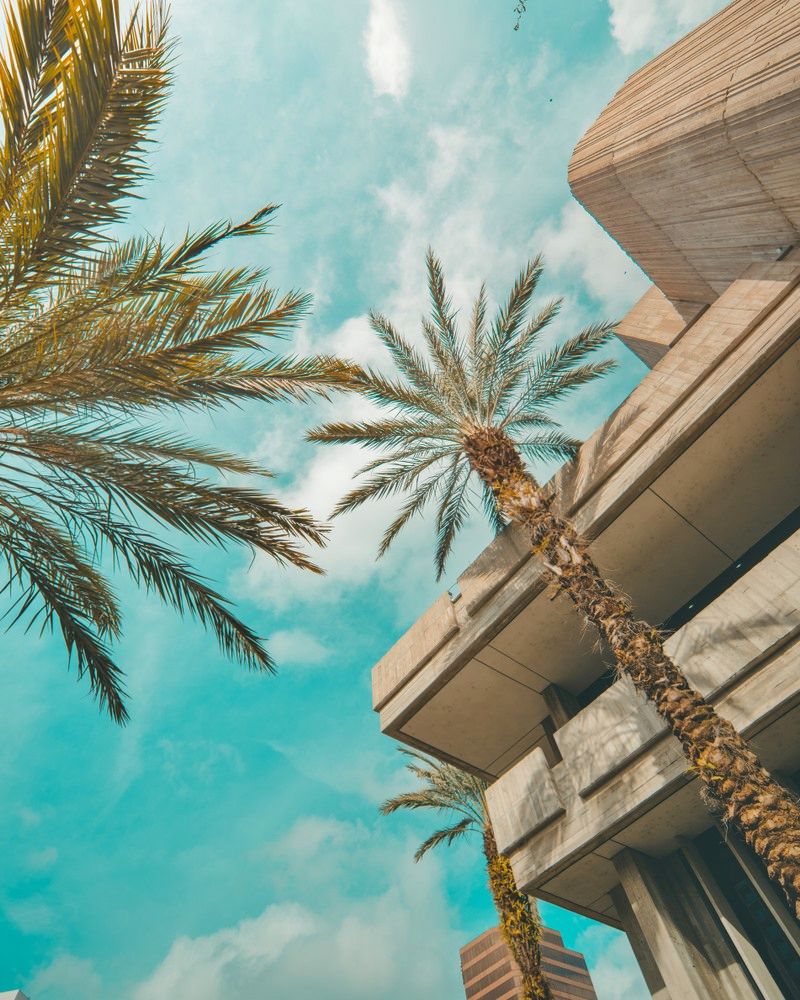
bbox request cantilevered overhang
[485,527,800,927]
[371,256,800,778]
[568,0,800,307]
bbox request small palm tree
[310,250,800,917]
[382,749,552,1000]
[0,0,349,722]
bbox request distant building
[460,925,597,1000]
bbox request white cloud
[236,59,645,619]
[134,816,466,1000]
[322,314,389,370]
[608,0,727,55]
[4,897,55,935]
[364,0,412,100]
[576,925,649,1000]
[19,806,41,827]
[268,628,330,667]
[28,954,103,1000]
[133,903,316,1000]
[532,201,648,314]
[26,846,58,871]
[428,124,485,193]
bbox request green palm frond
[413,818,474,862]
[434,457,471,579]
[380,748,488,862]
[0,0,354,721]
[310,250,617,577]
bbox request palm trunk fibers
[465,425,800,919]
[483,823,553,1000]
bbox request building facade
[460,925,597,1000]
[370,1,800,996]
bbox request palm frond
[434,457,471,580]
[479,256,542,397]
[424,250,470,408]
[4,424,328,569]
[354,365,452,422]
[370,310,441,400]
[380,747,488,863]
[467,281,487,366]
[0,0,172,310]
[0,497,127,721]
[377,477,439,558]
[0,1,346,720]
[414,817,474,861]
[330,446,456,519]
[481,481,506,535]
[312,250,617,576]
[62,505,275,673]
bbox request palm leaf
[380,748,487,862]
[312,250,617,576]
[0,0,348,720]
[413,817,474,861]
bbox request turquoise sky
[0,1,726,997]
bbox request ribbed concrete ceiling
[569,0,800,306]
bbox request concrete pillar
[612,848,760,999]
[609,883,671,999]
[679,839,783,999]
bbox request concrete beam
[613,849,760,999]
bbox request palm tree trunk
[483,822,552,1000]
[465,425,800,918]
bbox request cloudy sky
[0,1,726,998]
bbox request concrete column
[612,848,761,999]
[609,884,671,999]
[679,839,783,998]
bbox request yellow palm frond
[0,1,354,721]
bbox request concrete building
[460,925,597,1000]
[371,1,800,996]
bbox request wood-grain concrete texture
[613,286,705,367]
[569,0,800,308]
[371,255,800,779]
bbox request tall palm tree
[310,250,800,917]
[0,0,349,722]
[382,749,552,1000]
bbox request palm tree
[0,0,349,722]
[310,250,800,917]
[382,749,552,1000]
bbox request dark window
[544,980,597,1000]
[694,827,800,998]
[472,976,521,1000]
[461,936,500,965]
[461,944,509,980]
[575,669,615,709]
[661,504,800,635]
[540,946,590,970]
[465,961,513,997]
[542,960,593,981]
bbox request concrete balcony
[569,0,800,309]
[371,254,800,781]
[485,526,800,926]
[371,0,800,767]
